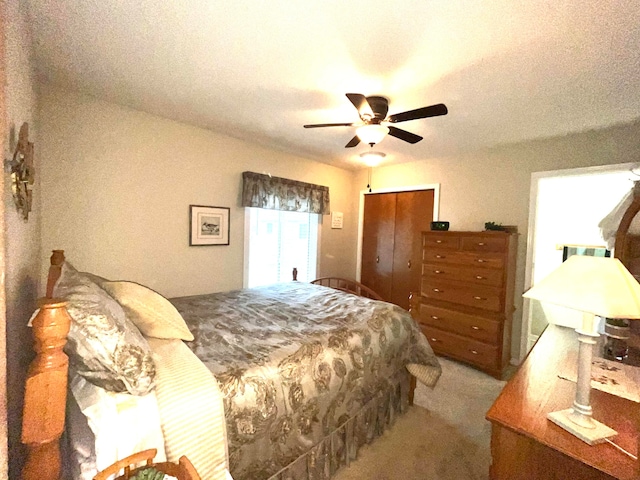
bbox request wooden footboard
[310,277,384,301]
[308,275,417,405]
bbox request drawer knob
[434,270,442,274]
[433,288,442,293]
[436,240,442,244]
[470,350,478,355]
[376,256,379,263]
[473,296,486,300]
[477,259,485,263]
[478,242,485,246]
[471,325,480,330]
[476,275,485,280]
[435,255,444,259]
[431,316,439,320]
[431,338,438,342]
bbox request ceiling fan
[303,93,447,148]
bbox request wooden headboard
[21,250,70,480]
[614,182,640,276]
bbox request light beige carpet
[333,357,508,480]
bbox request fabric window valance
[241,171,330,215]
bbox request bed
[22,250,441,480]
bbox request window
[246,208,319,287]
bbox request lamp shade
[523,256,640,319]
[356,124,389,145]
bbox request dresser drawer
[421,279,502,312]
[423,234,459,250]
[460,235,507,253]
[423,250,504,269]
[418,303,500,344]
[421,326,498,369]
[422,263,503,287]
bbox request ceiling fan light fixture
[359,151,386,167]
[356,124,389,146]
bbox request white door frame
[356,184,440,281]
[520,162,638,359]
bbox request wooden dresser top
[486,324,639,479]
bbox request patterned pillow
[101,281,194,341]
[53,262,155,395]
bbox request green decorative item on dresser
[484,222,505,231]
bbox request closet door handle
[407,260,411,269]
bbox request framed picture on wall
[189,205,230,246]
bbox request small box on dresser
[415,230,518,379]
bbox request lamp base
[547,409,617,445]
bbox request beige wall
[4,0,41,476]
[39,87,358,298]
[353,120,640,360]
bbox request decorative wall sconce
[6,122,35,220]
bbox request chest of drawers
[415,231,517,378]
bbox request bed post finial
[46,250,65,298]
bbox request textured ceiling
[25,0,640,170]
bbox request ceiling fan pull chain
[367,167,372,192]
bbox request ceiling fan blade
[345,135,361,148]
[346,93,374,120]
[388,126,423,144]
[387,103,448,123]
[303,122,355,128]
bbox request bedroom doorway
[356,184,440,309]
[520,162,639,359]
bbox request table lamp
[523,255,640,445]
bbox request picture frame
[189,205,230,246]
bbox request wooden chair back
[94,448,201,480]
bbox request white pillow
[70,374,167,475]
[102,281,194,341]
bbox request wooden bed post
[22,250,70,480]
[407,291,420,406]
[21,299,71,480]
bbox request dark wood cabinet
[361,190,434,310]
[486,325,639,480]
[415,230,517,378]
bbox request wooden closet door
[391,190,435,309]
[361,193,396,301]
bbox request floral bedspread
[171,282,441,480]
